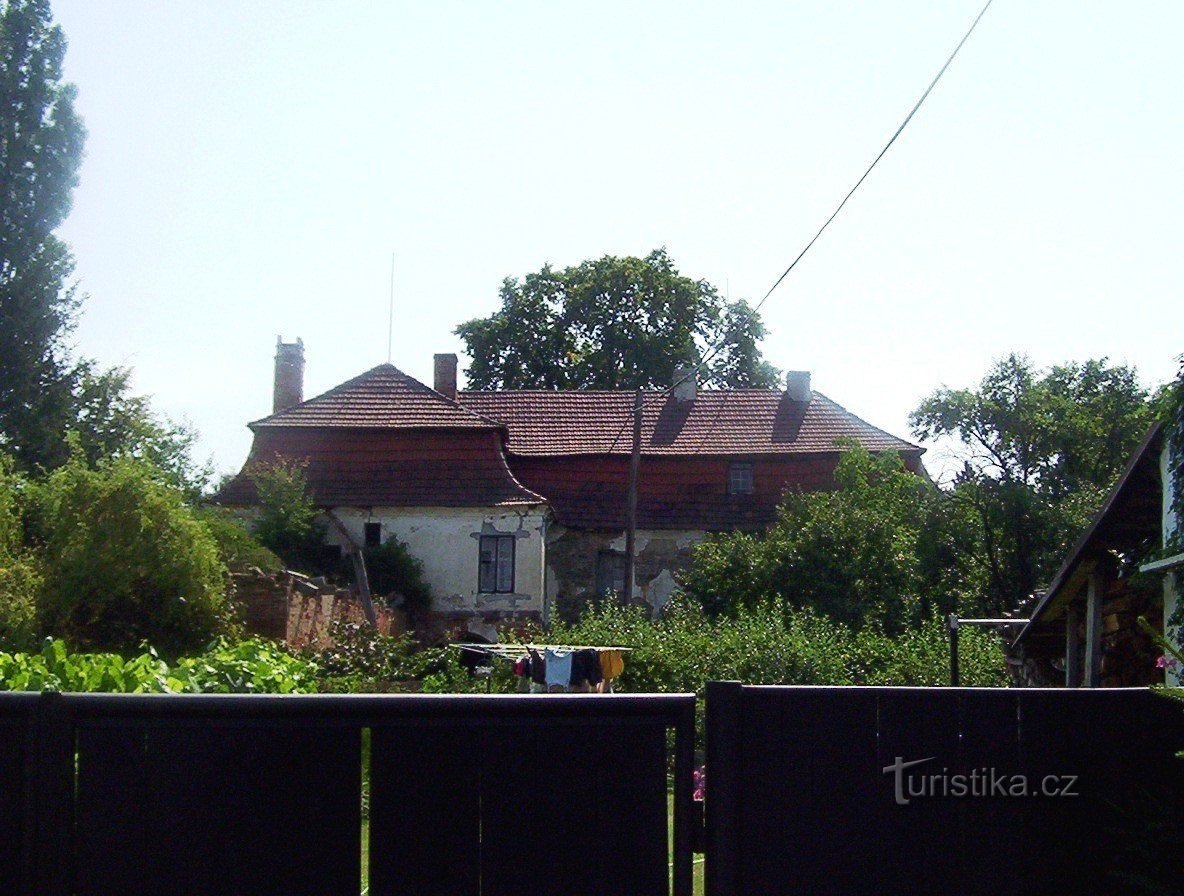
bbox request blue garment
[544,648,573,688]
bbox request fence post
[705,681,743,896]
[30,692,73,896]
[672,697,696,896]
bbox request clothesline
[449,643,634,654]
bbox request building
[217,339,924,634]
[1014,421,1183,687]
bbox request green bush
[195,506,283,573]
[550,596,1008,694]
[312,621,440,691]
[362,536,431,614]
[32,454,230,658]
[249,459,327,572]
[685,446,984,631]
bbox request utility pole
[624,389,643,605]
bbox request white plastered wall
[325,505,548,615]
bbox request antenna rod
[386,253,395,363]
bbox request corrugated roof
[251,364,500,430]
[459,390,920,457]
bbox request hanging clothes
[528,648,547,686]
[544,648,573,688]
[599,648,625,681]
[571,648,602,690]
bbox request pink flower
[1156,655,1179,670]
[693,767,706,801]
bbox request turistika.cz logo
[882,756,1079,806]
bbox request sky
[49,0,1183,481]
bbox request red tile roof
[216,428,545,508]
[251,364,500,430]
[458,390,919,457]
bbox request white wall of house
[1162,443,1181,687]
[325,505,549,616]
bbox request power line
[596,0,996,460]
[692,0,995,384]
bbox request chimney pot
[673,364,698,402]
[273,337,305,413]
[434,353,458,400]
[786,370,811,403]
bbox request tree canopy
[685,446,979,632]
[455,248,780,391]
[0,0,86,469]
[910,354,1155,612]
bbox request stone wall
[232,570,403,648]
[545,526,703,622]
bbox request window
[728,461,754,495]
[595,550,626,598]
[478,535,516,593]
[364,522,382,547]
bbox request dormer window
[728,461,754,495]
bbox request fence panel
[0,694,36,896]
[369,697,687,896]
[73,711,362,896]
[705,683,1184,896]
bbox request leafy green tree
[910,354,1154,613]
[32,452,230,658]
[0,453,39,649]
[686,447,977,631]
[71,363,211,497]
[0,0,86,469]
[250,459,326,571]
[455,248,780,390]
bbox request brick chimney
[273,337,305,413]
[434,353,458,400]
[786,370,811,403]
[673,364,697,402]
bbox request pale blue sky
[50,1,1183,479]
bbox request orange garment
[599,649,624,681]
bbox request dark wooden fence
[0,691,695,896]
[704,682,1184,896]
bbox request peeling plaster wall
[545,525,705,621]
[325,506,548,616]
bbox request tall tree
[0,0,86,469]
[455,248,780,390]
[910,354,1154,613]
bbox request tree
[910,354,1154,613]
[32,452,230,658]
[249,459,326,572]
[685,447,977,632]
[71,363,211,498]
[0,0,86,470]
[455,248,780,390]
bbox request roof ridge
[251,363,504,429]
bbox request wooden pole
[326,511,379,629]
[1065,605,1082,687]
[624,389,643,605]
[1084,570,1103,688]
[947,613,960,687]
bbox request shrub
[362,536,431,614]
[249,459,327,572]
[32,454,230,658]
[0,454,39,651]
[195,506,283,573]
[312,621,439,691]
